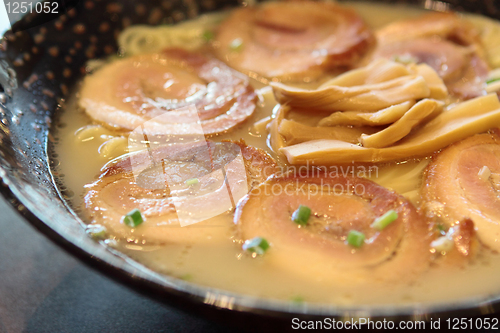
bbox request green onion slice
[202,30,214,42]
[370,210,398,231]
[487,77,500,85]
[229,38,244,51]
[436,223,446,236]
[346,230,365,248]
[86,224,107,239]
[123,208,144,228]
[290,295,304,303]
[180,274,193,281]
[291,205,311,225]
[242,237,270,255]
[185,178,199,186]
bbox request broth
[52,2,500,305]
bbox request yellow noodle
[118,12,227,56]
[98,137,128,159]
[253,116,271,134]
[268,105,288,154]
[375,160,428,186]
[402,189,420,203]
[370,159,429,204]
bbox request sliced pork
[422,132,500,251]
[79,49,257,135]
[235,173,431,284]
[373,12,489,99]
[213,1,374,81]
[84,141,278,244]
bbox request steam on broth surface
[52,2,500,305]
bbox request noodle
[371,159,430,202]
[117,12,228,55]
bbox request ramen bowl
[1,0,500,329]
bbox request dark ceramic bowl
[1,0,500,329]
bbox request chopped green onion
[202,30,214,42]
[123,208,144,227]
[242,237,270,255]
[370,210,398,231]
[436,223,446,236]
[229,38,244,52]
[291,205,311,226]
[185,178,199,186]
[180,274,193,281]
[86,224,107,239]
[290,295,304,303]
[487,77,500,84]
[346,230,365,248]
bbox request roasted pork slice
[373,12,489,99]
[79,49,257,136]
[84,141,278,244]
[213,1,374,81]
[422,132,500,251]
[235,173,431,284]
[374,38,471,83]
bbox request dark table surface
[0,195,234,333]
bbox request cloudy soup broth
[52,1,500,305]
